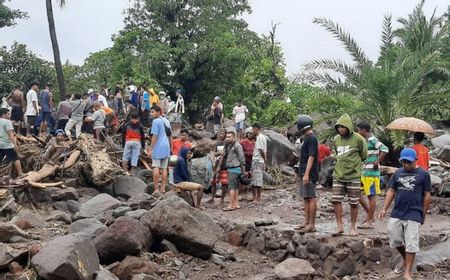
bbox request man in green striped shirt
[357,122,389,229]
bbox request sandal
[394,261,406,274]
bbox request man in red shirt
[318,140,332,167]
[411,132,429,170]
[172,128,192,156]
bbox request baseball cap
[176,89,182,93]
[214,96,221,101]
[399,148,417,162]
[159,91,166,96]
[55,129,65,136]
[87,89,94,94]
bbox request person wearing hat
[42,129,68,160]
[379,148,431,280]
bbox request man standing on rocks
[295,115,319,233]
[148,105,172,193]
[331,114,367,236]
[0,108,22,176]
[6,88,25,134]
[251,123,267,204]
[232,101,248,140]
[379,148,431,280]
[25,82,40,136]
[357,122,389,229]
[122,111,145,174]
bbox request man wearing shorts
[39,83,54,134]
[357,122,388,229]
[25,82,40,136]
[0,108,22,177]
[295,115,319,233]
[6,88,25,134]
[148,105,172,193]
[332,114,367,236]
[251,123,267,204]
[379,148,431,280]
[232,101,248,140]
[122,111,145,174]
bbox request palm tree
[46,0,66,100]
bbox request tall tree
[0,0,27,29]
[46,0,66,100]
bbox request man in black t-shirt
[295,115,319,233]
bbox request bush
[261,99,297,128]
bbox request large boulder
[95,270,119,280]
[31,234,99,280]
[68,218,106,238]
[274,258,315,280]
[141,194,221,259]
[437,145,450,163]
[78,194,121,219]
[319,157,335,188]
[431,134,450,149]
[416,239,450,270]
[113,176,147,199]
[94,217,152,264]
[263,130,296,166]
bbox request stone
[280,165,296,176]
[50,187,79,201]
[319,245,333,260]
[247,235,266,254]
[94,217,152,264]
[274,258,315,280]
[306,239,321,255]
[113,256,167,280]
[211,253,226,268]
[142,194,221,259]
[267,249,288,262]
[15,220,31,230]
[228,230,244,246]
[437,145,450,162]
[125,209,149,220]
[0,222,29,242]
[266,239,281,250]
[333,249,350,261]
[417,263,436,272]
[31,234,99,280]
[95,270,120,280]
[367,248,382,262]
[112,206,132,218]
[430,174,443,188]
[113,176,147,199]
[333,260,355,277]
[12,210,45,228]
[292,233,307,246]
[319,156,336,188]
[287,241,296,254]
[9,261,23,274]
[416,239,450,271]
[348,241,364,253]
[295,246,308,259]
[0,244,27,269]
[29,187,59,203]
[68,218,106,238]
[262,130,295,166]
[78,194,121,219]
[46,210,72,224]
[441,182,450,197]
[63,178,80,188]
[54,200,81,214]
[128,193,157,210]
[431,134,450,149]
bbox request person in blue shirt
[379,148,432,280]
[148,105,172,193]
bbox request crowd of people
[0,81,433,280]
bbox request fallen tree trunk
[78,134,123,187]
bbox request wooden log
[29,181,64,189]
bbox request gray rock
[78,194,121,219]
[46,210,72,224]
[437,145,450,162]
[367,248,382,262]
[128,193,157,210]
[247,234,266,254]
[94,217,152,264]
[142,194,221,259]
[31,234,99,280]
[28,187,59,202]
[54,200,81,214]
[319,245,333,260]
[0,243,28,269]
[113,175,147,199]
[50,187,79,201]
[416,239,450,270]
[125,209,149,220]
[348,241,364,253]
[12,210,45,228]
[112,206,132,218]
[295,246,308,259]
[430,174,443,187]
[68,218,106,238]
[280,165,296,177]
[287,241,296,254]
[266,239,281,250]
[267,249,288,262]
[333,260,355,277]
[440,182,450,197]
[0,222,29,242]
[274,258,315,280]
[95,270,119,280]
[262,130,295,166]
[431,134,450,149]
[306,239,321,255]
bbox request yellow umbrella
[386,117,435,134]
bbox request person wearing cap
[232,101,249,141]
[379,148,431,280]
[43,129,68,160]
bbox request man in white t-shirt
[251,123,267,204]
[25,82,40,136]
[232,101,248,140]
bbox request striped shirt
[362,136,389,177]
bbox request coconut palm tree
[46,0,66,100]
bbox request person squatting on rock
[295,115,319,233]
[42,129,69,160]
[332,114,367,236]
[122,111,145,174]
[148,105,172,193]
[0,107,22,177]
[357,122,389,230]
[220,131,245,211]
[379,148,431,280]
[251,123,267,204]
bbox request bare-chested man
[6,88,25,135]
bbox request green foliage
[0,0,27,29]
[0,43,55,98]
[260,99,297,128]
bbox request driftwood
[78,134,122,187]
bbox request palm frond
[312,17,371,68]
[380,14,394,58]
[303,59,360,81]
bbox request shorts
[11,106,23,122]
[361,176,381,196]
[152,158,169,169]
[331,179,360,205]
[40,111,53,124]
[299,181,317,198]
[212,170,228,185]
[0,148,18,162]
[27,115,37,127]
[388,218,420,253]
[228,170,241,190]
[235,121,245,131]
[122,141,142,167]
[252,162,264,187]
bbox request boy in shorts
[379,148,431,280]
[332,114,367,236]
[122,112,145,174]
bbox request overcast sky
[0,0,448,75]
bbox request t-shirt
[26,89,38,116]
[363,136,389,177]
[91,110,106,129]
[412,144,429,170]
[389,167,431,224]
[0,118,14,149]
[252,133,267,163]
[232,105,248,123]
[69,100,86,122]
[142,91,150,110]
[150,118,171,159]
[98,95,109,108]
[172,138,192,156]
[318,144,331,165]
[299,133,319,182]
[212,107,222,125]
[40,90,52,112]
